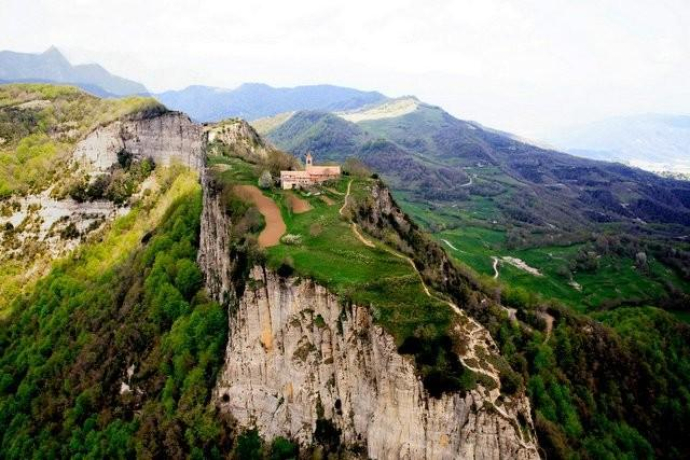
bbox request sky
[1,0,688,139]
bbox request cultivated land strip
[235,185,286,247]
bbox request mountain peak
[0,47,147,97]
[42,46,66,59]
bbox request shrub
[281,234,302,245]
[258,170,273,189]
[270,437,298,460]
[277,259,295,278]
[175,259,203,300]
[234,430,263,460]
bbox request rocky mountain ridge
[156,83,387,122]
[73,110,204,172]
[197,131,540,458]
[214,266,538,459]
[0,47,148,97]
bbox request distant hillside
[0,47,148,97]
[546,114,690,173]
[261,98,690,234]
[156,83,387,122]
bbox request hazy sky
[1,0,688,138]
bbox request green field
[209,154,492,395]
[399,197,690,312]
[209,155,455,343]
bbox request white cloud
[0,0,688,138]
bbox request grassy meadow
[209,154,455,343]
[398,196,690,312]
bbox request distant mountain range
[2,46,687,180]
[546,114,690,173]
[255,97,690,233]
[0,47,148,97]
[155,83,387,122]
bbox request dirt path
[286,192,312,214]
[537,311,555,343]
[442,239,458,251]
[234,185,286,247]
[491,256,499,279]
[339,180,535,450]
[339,181,353,216]
[350,222,376,248]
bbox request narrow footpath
[339,180,538,451]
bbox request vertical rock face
[72,122,124,170]
[73,112,204,171]
[121,112,204,170]
[197,168,244,306]
[211,266,539,459]
[197,136,540,458]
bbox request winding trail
[441,239,458,251]
[338,181,540,450]
[338,181,353,216]
[537,311,555,344]
[491,256,499,279]
[350,223,375,248]
[341,181,492,372]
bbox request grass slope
[209,154,482,395]
[0,169,237,458]
[263,100,690,312]
[0,83,162,198]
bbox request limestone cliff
[0,107,205,323]
[213,266,539,459]
[197,166,249,306]
[207,119,275,160]
[198,160,540,458]
[73,111,204,171]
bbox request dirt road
[234,185,286,247]
[492,256,499,279]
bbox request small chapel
[280,153,341,190]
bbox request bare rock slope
[197,152,540,458]
[213,266,539,459]
[73,111,204,172]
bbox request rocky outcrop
[207,119,275,161]
[197,168,246,306]
[73,111,204,171]
[0,188,125,261]
[213,266,539,459]
[197,130,540,458]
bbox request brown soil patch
[234,185,286,247]
[320,195,335,206]
[286,192,312,213]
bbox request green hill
[259,99,690,314]
[0,85,689,459]
[204,149,690,459]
